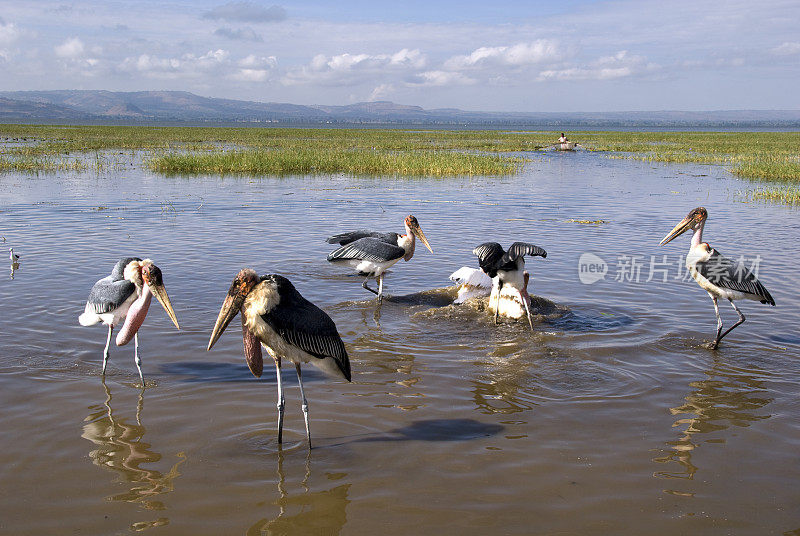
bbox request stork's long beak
[207,292,244,351]
[659,216,694,246]
[148,282,180,330]
[412,225,433,253]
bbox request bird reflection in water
[652,359,772,492]
[81,379,186,531]
[471,344,542,415]
[10,261,19,279]
[247,451,351,536]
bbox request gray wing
[327,237,405,263]
[327,230,399,246]
[473,242,505,277]
[262,288,351,381]
[86,275,136,314]
[697,249,775,305]
[505,242,547,262]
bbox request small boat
[556,141,578,151]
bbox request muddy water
[1,151,799,535]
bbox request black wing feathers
[473,241,547,277]
[327,237,405,263]
[698,249,775,305]
[327,230,399,246]
[473,242,505,277]
[86,276,136,314]
[505,242,547,261]
[262,277,351,381]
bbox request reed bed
[0,154,87,172]
[1,125,798,202]
[749,186,800,205]
[149,148,522,176]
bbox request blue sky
[0,0,798,111]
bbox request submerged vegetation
[0,125,798,200]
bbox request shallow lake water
[1,149,798,535]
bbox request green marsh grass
[749,185,800,204]
[1,125,798,201]
[149,147,522,176]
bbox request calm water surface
[1,151,799,535]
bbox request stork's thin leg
[716,300,746,346]
[134,332,144,385]
[520,289,534,332]
[102,325,114,374]
[377,273,384,303]
[494,283,503,325]
[296,364,312,449]
[709,296,724,349]
[362,278,379,296]
[275,360,285,444]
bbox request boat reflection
[247,452,350,536]
[653,358,772,492]
[81,379,186,530]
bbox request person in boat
[558,133,568,143]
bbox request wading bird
[78,258,180,382]
[327,215,433,302]
[473,242,547,331]
[449,266,493,304]
[660,207,775,349]
[450,266,535,320]
[207,269,351,448]
[9,247,19,262]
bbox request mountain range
[1,90,799,127]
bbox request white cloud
[231,54,277,81]
[214,26,262,42]
[538,50,657,81]
[118,49,230,79]
[232,68,270,81]
[238,54,276,68]
[203,2,286,23]
[412,70,475,87]
[771,42,800,56]
[55,37,84,58]
[0,19,22,45]
[284,48,426,86]
[444,40,562,70]
[369,83,394,100]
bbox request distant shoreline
[2,90,799,132]
[1,120,799,132]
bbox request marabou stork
[326,215,433,301]
[660,207,775,349]
[473,242,547,331]
[78,258,180,382]
[207,269,351,448]
[9,247,20,262]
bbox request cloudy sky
[1,0,798,111]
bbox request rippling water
[1,151,798,535]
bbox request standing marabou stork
[326,215,433,301]
[79,258,180,382]
[660,207,775,349]
[9,247,20,262]
[207,269,351,448]
[473,242,547,331]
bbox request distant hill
[1,90,799,127]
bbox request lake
[1,149,798,535]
